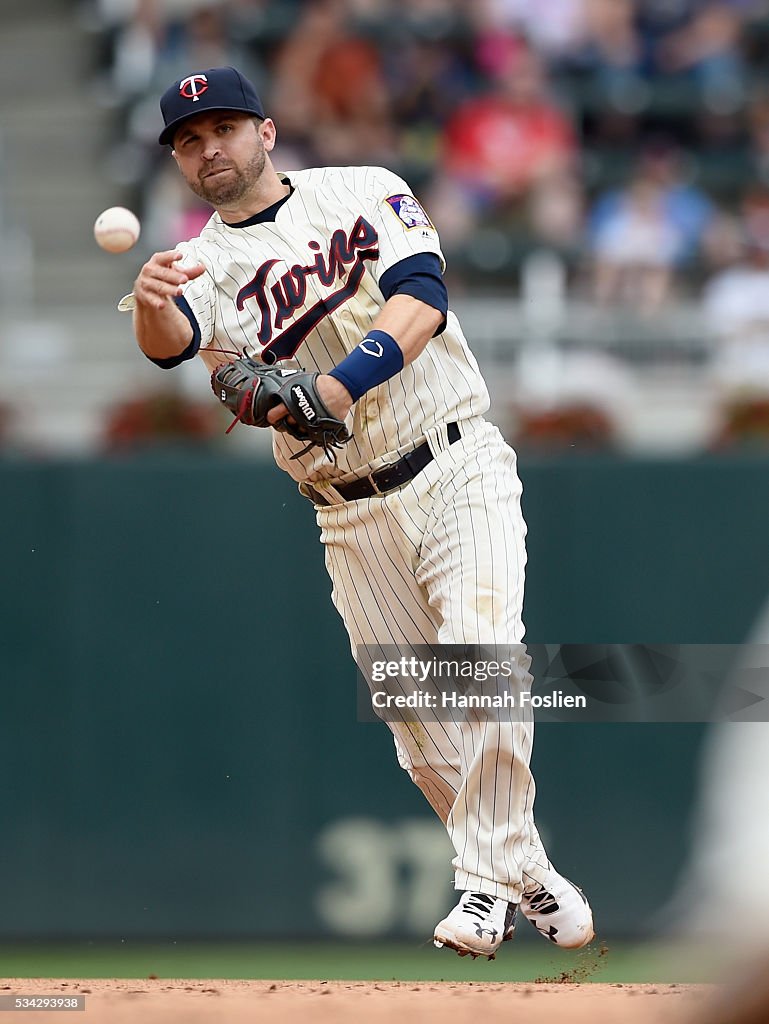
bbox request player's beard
[190,138,267,207]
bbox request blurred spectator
[558,0,646,144]
[269,0,395,166]
[154,3,258,84]
[590,176,684,309]
[636,0,705,59]
[105,0,262,192]
[656,3,748,147]
[704,185,769,399]
[470,0,588,63]
[107,0,163,102]
[655,2,746,98]
[101,0,259,105]
[393,0,465,38]
[747,85,769,185]
[700,206,745,270]
[527,171,584,253]
[587,141,714,308]
[385,37,473,178]
[90,0,769,294]
[564,0,643,89]
[428,42,576,247]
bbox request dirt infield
[1,978,710,1023]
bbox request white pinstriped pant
[316,418,552,902]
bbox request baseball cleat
[433,892,517,959]
[518,871,594,948]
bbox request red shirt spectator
[441,48,575,200]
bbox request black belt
[308,422,461,505]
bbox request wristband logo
[359,339,384,358]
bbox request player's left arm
[366,293,444,361]
[308,293,442,420]
[267,292,441,425]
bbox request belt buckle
[365,470,384,496]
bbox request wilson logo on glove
[211,356,350,462]
[291,386,316,420]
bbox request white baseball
[94,207,141,253]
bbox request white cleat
[518,870,594,949]
[433,892,517,960]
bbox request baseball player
[128,66,594,960]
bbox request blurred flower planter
[103,391,224,452]
[510,403,617,454]
[712,396,769,449]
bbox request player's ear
[259,117,277,152]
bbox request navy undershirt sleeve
[146,295,202,368]
[379,253,448,335]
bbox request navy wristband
[329,329,404,402]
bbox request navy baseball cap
[159,66,265,146]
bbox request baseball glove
[211,356,351,460]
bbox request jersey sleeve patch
[385,194,435,231]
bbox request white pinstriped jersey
[162,160,591,921]
[174,165,490,484]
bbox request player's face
[172,112,270,207]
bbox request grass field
[0,940,715,984]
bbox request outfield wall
[2,454,768,939]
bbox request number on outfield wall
[314,817,453,936]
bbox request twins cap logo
[179,74,208,102]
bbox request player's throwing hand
[133,250,206,311]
